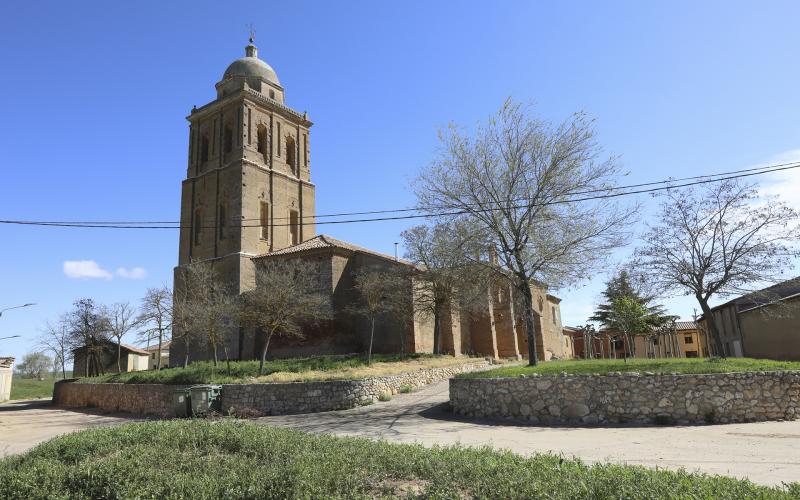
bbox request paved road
[0,399,136,458]
[257,380,800,487]
[2,387,800,487]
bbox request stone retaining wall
[53,360,490,417]
[450,371,800,425]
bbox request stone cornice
[187,89,312,127]
[182,158,315,188]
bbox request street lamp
[0,303,35,318]
[0,335,20,341]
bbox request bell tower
[176,39,315,293]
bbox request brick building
[171,40,568,364]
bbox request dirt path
[0,399,137,457]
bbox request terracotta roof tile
[253,234,413,266]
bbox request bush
[399,384,414,393]
[378,392,392,402]
[0,421,795,499]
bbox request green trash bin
[189,385,222,416]
[173,388,191,418]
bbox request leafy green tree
[608,297,650,358]
[591,269,669,329]
[17,351,52,380]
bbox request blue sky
[2,1,799,362]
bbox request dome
[222,43,280,86]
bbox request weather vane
[247,23,256,43]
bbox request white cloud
[63,260,113,280]
[116,267,147,279]
[758,149,800,210]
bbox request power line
[10,160,799,225]
[1,161,798,230]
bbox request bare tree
[67,298,110,377]
[173,260,239,369]
[401,223,488,355]
[415,99,633,365]
[634,179,799,356]
[39,314,72,379]
[105,302,137,373]
[137,286,172,370]
[240,260,332,375]
[348,269,411,364]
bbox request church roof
[253,234,412,266]
[222,43,281,86]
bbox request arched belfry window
[218,203,227,240]
[286,135,296,172]
[200,135,209,163]
[193,208,203,245]
[223,126,233,154]
[256,125,268,162]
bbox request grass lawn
[0,420,795,499]
[80,354,482,385]
[8,377,61,400]
[459,357,800,379]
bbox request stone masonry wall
[53,360,490,418]
[450,371,800,425]
[53,380,191,417]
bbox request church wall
[347,253,416,355]
[493,285,521,359]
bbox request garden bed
[0,420,795,498]
[82,354,479,384]
[55,358,491,417]
[451,361,800,425]
[457,357,800,378]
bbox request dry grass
[82,354,486,385]
[246,356,481,383]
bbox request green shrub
[0,420,794,499]
[399,384,413,393]
[378,392,392,402]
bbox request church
[171,39,571,364]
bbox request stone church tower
[177,39,315,293]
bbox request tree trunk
[117,341,122,373]
[156,332,163,370]
[61,349,66,379]
[518,283,538,366]
[368,316,376,365]
[697,297,725,357]
[432,305,441,356]
[259,332,273,375]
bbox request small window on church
[260,201,269,240]
[200,135,209,163]
[256,125,268,161]
[303,134,308,167]
[269,89,275,99]
[224,126,233,154]
[286,135,296,171]
[194,208,203,245]
[218,203,227,240]
[289,210,299,245]
[552,306,557,325]
[276,122,281,157]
